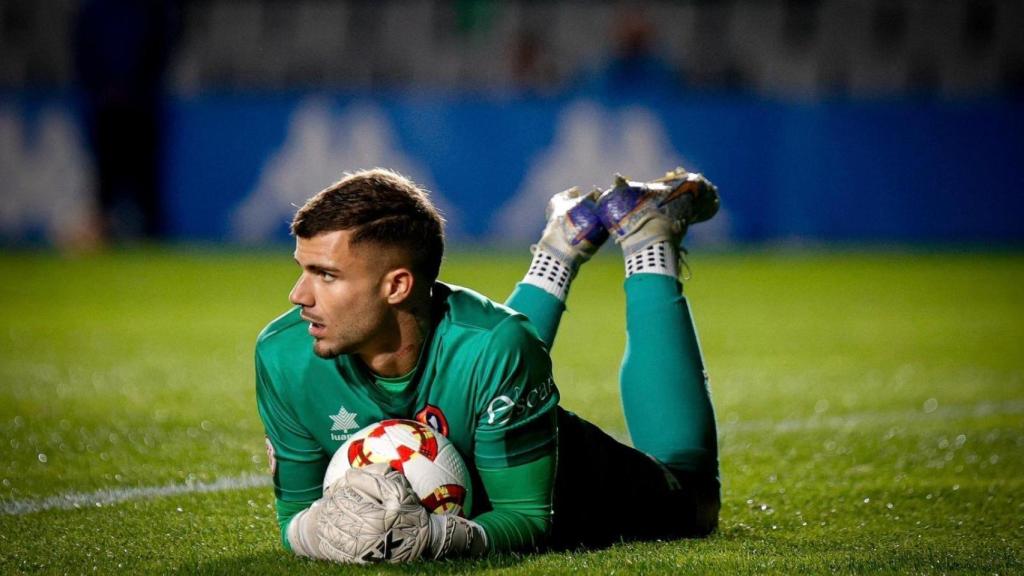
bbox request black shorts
[549,408,720,549]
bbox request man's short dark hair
[291,168,446,284]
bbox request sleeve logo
[486,395,515,426]
[485,375,556,426]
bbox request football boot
[533,186,609,265]
[596,167,719,250]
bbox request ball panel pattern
[324,419,471,517]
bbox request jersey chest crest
[415,404,450,436]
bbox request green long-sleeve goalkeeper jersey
[255,282,559,552]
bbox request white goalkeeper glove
[288,463,487,563]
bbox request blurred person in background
[74,0,179,243]
[580,7,682,100]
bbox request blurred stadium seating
[4,1,1022,96]
[1,0,1022,247]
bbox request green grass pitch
[1,248,1021,574]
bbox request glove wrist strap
[287,501,325,559]
[428,514,488,558]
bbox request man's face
[289,230,392,359]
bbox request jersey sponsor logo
[415,404,449,436]
[486,375,556,426]
[329,405,359,442]
[264,436,277,476]
[486,395,515,426]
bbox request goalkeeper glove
[288,464,487,563]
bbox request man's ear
[382,267,415,305]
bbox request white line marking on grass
[2,473,271,516]
[720,398,1024,434]
[5,399,1021,516]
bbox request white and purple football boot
[596,167,719,251]
[534,186,609,266]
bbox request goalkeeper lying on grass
[255,167,721,562]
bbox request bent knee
[692,489,720,536]
[668,468,720,537]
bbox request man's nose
[289,275,314,307]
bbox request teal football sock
[504,282,566,350]
[620,273,718,473]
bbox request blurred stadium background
[2,0,1022,248]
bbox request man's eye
[319,271,336,282]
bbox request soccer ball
[324,419,472,517]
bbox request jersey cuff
[276,499,314,551]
